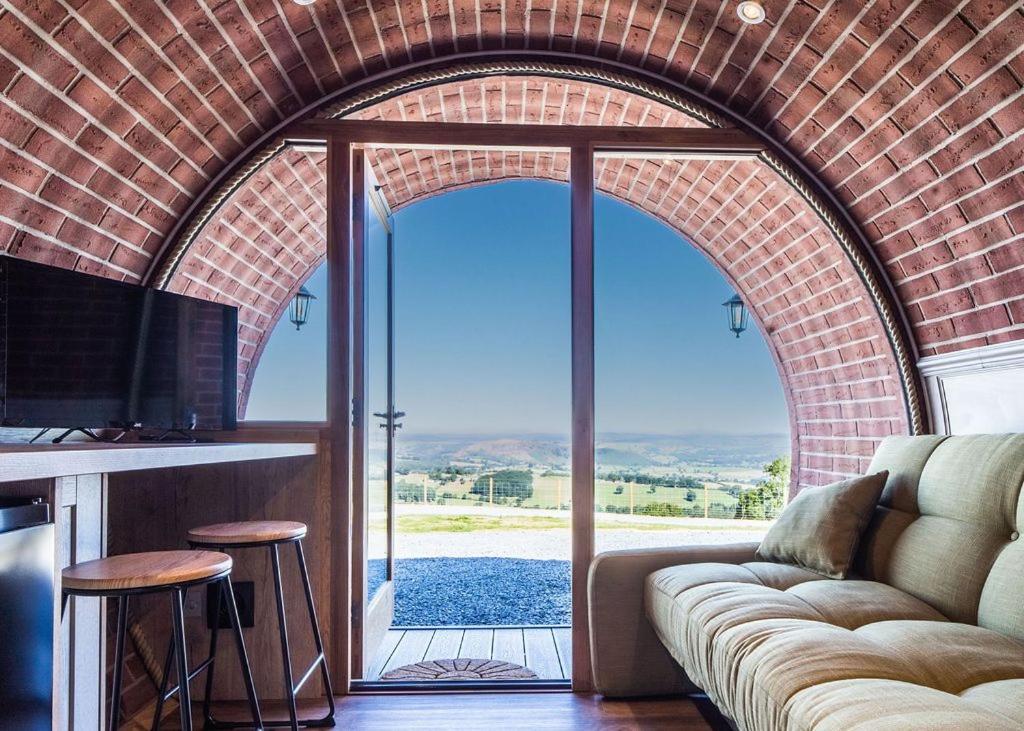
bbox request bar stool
[186,521,335,729]
[61,551,263,731]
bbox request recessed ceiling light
[737,1,766,24]
[293,0,315,5]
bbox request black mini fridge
[0,498,54,731]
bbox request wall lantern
[289,286,317,330]
[723,294,749,338]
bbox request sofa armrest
[587,542,759,698]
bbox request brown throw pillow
[755,470,889,579]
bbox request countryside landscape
[371,432,790,626]
[388,431,790,521]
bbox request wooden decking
[366,626,572,681]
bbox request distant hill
[594,447,654,468]
[396,432,789,471]
[453,438,569,466]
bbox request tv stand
[29,427,128,445]
[139,429,198,443]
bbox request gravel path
[385,557,571,626]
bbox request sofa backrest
[855,433,1024,640]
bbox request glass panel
[366,202,391,600]
[244,262,327,421]
[593,158,790,555]
[391,172,571,642]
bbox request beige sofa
[588,434,1024,730]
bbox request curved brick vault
[0,1,1022,487]
[170,75,911,490]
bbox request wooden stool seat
[187,520,308,546]
[62,550,232,593]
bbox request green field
[396,471,743,516]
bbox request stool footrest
[160,656,215,702]
[292,652,326,695]
[207,719,335,729]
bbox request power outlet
[183,591,203,618]
[207,581,255,629]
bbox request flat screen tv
[0,256,237,432]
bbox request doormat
[380,658,538,681]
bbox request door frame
[321,120,763,692]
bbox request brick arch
[168,74,910,490]
[0,2,1020,481]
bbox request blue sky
[245,180,788,436]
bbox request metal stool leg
[202,579,224,728]
[294,541,335,725]
[271,544,300,730]
[171,588,194,731]
[109,595,130,731]
[151,640,174,731]
[222,575,264,730]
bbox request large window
[593,188,790,554]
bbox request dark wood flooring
[130,693,715,730]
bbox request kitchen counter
[0,441,317,483]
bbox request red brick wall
[166,148,325,404]
[1,1,1021,483]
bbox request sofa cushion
[786,679,1024,731]
[857,434,1024,634]
[645,562,1024,730]
[756,471,888,578]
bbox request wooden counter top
[0,441,317,483]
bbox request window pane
[593,179,790,555]
[244,262,327,421]
[366,211,390,600]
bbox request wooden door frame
[569,143,595,691]
[320,120,761,693]
[325,137,353,693]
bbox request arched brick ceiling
[168,76,909,490]
[0,1,1021,482]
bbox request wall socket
[207,581,255,629]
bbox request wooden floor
[139,693,715,730]
[367,626,572,681]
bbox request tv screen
[0,256,237,431]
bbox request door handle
[372,410,404,432]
